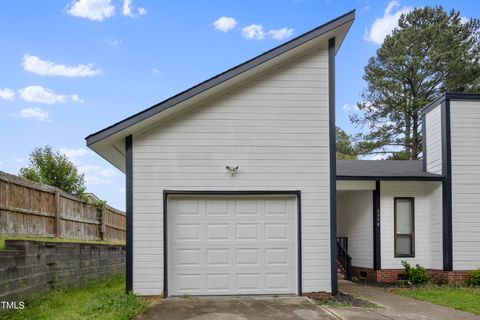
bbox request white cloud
[23,55,101,77]
[213,16,237,32]
[19,108,49,122]
[71,94,85,103]
[152,68,161,74]
[122,0,146,18]
[364,0,412,45]
[105,36,122,47]
[460,16,469,24]
[242,24,294,40]
[0,88,15,100]
[66,0,115,21]
[242,24,266,40]
[18,86,82,104]
[268,27,294,40]
[60,148,91,164]
[342,103,359,112]
[78,165,116,185]
[19,86,65,104]
[137,7,147,15]
[14,157,25,163]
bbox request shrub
[402,261,429,285]
[467,269,480,286]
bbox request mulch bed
[306,292,379,308]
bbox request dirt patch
[307,292,379,308]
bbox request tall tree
[336,126,358,160]
[352,6,480,160]
[20,145,86,195]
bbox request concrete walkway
[329,280,480,320]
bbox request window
[394,198,415,257]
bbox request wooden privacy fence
[0,171,125,242]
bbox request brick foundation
[429,269,472,285]
[350,266,473,284]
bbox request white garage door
[167,195,298,296]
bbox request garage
[166,194,299,296]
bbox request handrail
[337,237,352,280]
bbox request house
[86,10,480,296]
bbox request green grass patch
[0,274,148,320]
[395,285,480,315]
[0,234,124,251]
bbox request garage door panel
[206,248,231,266]
[265,273,290,290]
[206,199,230,216]
[265,223,289,240]
[235,223,260,240]
[206,223,230,241]
[168,195,297,296]
[234,199,261,216]
[175,223,201,241]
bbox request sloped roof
[86,10,355,147]
[337,160,443,180]
[85,10,355,172]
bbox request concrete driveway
[137,282,480,320]
[137,296,337,320]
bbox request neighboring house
[86,10,480,296]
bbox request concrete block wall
[0,240,125,301]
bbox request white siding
[337,191,373,268]
[381,182,433,269]
[426,105,442,174]
[132,46,331,295]
[429,183,443,270]
[450,100,480,270]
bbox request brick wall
[429,269,472,285]
[0,240,125,301]
[350,267,473,284]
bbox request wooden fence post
[54,191,61,237]
[100,208,107,241]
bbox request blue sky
[0,0,478,210]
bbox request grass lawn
[0,234,124,251]
[0,274,148,320]
[395,285,480,316]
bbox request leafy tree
[20,145,86,195]
[336,126,358,160]
[352,6,480,160]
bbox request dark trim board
[336,175,443,181]
[328,37,338,295]
[373,180,381,270]
[125,135,133,293]
[162,190,303,297]
[441,101,453,271]
[420,92,480,116]
[422,115,427,172]
[85,10,355,146]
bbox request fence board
[0,171,125,242]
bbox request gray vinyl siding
[426,105,442,174]
[429,183,443,270]
[450,100,480,270]
[337,191,373,268]
[131,45,331,295]
[380,181,438,269]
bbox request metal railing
[337,237,352,280]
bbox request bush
[402,261,429,285]
[467,269,480,286]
